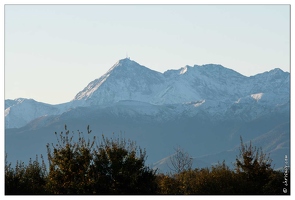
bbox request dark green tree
[5,155,48,194]
[46,125,97,194]
[235,137,273,194]
[91,135,158,194]
[45,125,158,194]
[156,173,180,194]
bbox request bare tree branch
[168,146,193,174]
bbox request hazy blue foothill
[5,58,290,172]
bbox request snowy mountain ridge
[72,58,289,106]
[5,98,72,128]
[5,58,289,129]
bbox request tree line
[5,125,290,195]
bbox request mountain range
[5,58,290,172]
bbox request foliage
[45,125,157,194]
[157,162,240,195]
[45,125,95,194]
[5,155,48,194]
[157,137,287,195]
[5,131,288,195]
[234,136,274,194]
[91,135,158,194]
[156,174,179,194]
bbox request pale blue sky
[5,4,290,104]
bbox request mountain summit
[73,58,164,105]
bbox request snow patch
[251,93,264,101]
[85,74,110,98]
[180,66,188,74]
[193,100,206,107]
[5,107,10,117]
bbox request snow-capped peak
[72,58,165,105]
